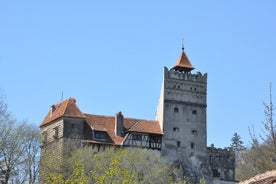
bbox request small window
[53,127,59,139]
[191,142,195,149]
[192,110,197,115]
[150,135,160,143]
[132,134,142,141]
[177,141,181,147]
[174,107,179,113]
[71,123,75,129]
[192,130,198,135]
[173,127,179,132]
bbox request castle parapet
[164,67,207,83]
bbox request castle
[40,48,235,183]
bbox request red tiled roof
[85,114,119,144]
[239,170,276,184]
[172,50,195,72]
[85,114,162,145]
[128,120,162,135]
[40,98,162,145]
[40,98,86,127]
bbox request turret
[172,47,195,72]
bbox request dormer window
[94,131,106,141]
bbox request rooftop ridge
[84,113,156,122]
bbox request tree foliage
[236,84,276,182]
[230,132,245,151]
[0,92,40,184]
[42,146,180,184]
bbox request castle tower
[156,48,207,163]
[39,98,87,176]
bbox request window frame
[132,133,142,141]
[93,131,107,141]
[191,142,195,149]
[53,126,59,139]
[173,127,179,132]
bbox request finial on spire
[181,38,184,51]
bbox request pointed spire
[172,43,195,72]
[182,38,184,51]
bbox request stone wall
[40,118,64,146]
[207,147,235,181]
[63,117,85,139]
[160,67,207,163]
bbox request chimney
[50,105,56,117]
[115,111,124,136]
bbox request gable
[40,98,86,127]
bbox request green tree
[44,162,89,184]
[42,146,179,183]
[230,132,245,151]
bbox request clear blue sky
[1,1,276,148]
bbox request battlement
[207,147,235,157]
[164,67,207,83]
